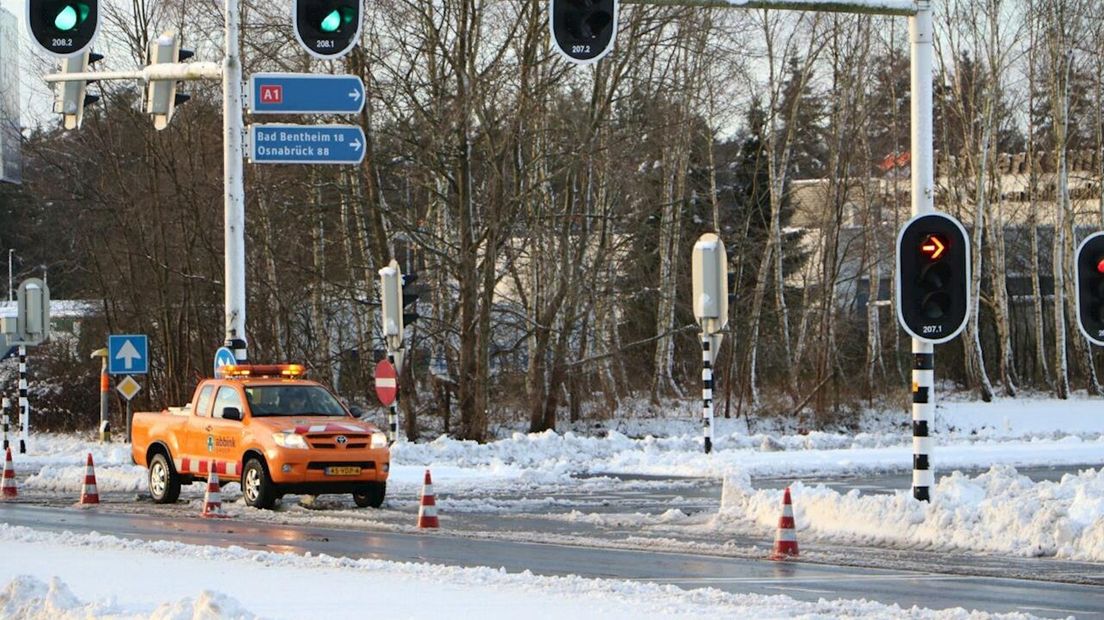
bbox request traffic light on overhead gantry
[54,50,102,130]
[293,0,363,59]
[896,213,970,344]
[550,0,618,65]
[145,32,193,130]
[1075,232,1104,347]
[27,0,100,56]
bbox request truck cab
[131,364,390,509]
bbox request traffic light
[549,0,618,65]
[896,213,970,344]
[402,273,420,327]
[378,260,405,353]
[54,50,102,130]
[293,0,363,60]
[1075,232,1104,346]
[145,32,193,130]
[27,0,100,56]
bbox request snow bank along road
[0,503,1101,619]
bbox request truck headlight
[370,432,389,449]
[273,432,309,449]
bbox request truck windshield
[244,386,349,417]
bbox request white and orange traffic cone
[771,486,799,560]
[79,453,100,505]
[417,469,439,529]
[201,462,229,518]
[1,447,16,499]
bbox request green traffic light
[320,9,341,32]
[53,2,89,32]
[54,5,78,30]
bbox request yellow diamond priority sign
[116,376,142,401]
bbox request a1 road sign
[375,359,397,406]
[108,335,148,375]
[248,124,366,165]
[249,73,365,115]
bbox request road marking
[1019,606,1086,615]
[639,574,987,585]
[764,586,836,595]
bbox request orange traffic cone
[771,487,799,560]
[79,453,100,505]
[416,469,439,529]
[1,447,16,499]
[201,462,229,518]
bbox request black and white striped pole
[911,345,934,500]
[387,351,401,444]
[18,345,28,454]
[692,234,729,455]
[1,396,8,451]
[701,335,715,453]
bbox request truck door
[182,385,215,472]
[206,385,246,473]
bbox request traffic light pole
[42,10,245,364]
[223,0,248,362]
[910,1,935,501]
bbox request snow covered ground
[0,524,1043,620]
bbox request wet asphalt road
[0,503,1101,619]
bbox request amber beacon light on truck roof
[220,364,307,379]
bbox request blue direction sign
[249,124,366,165]
[108,335,149,375]
[248,73,366,115]
[213,347,237,379]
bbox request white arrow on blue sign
[108,335,149,375]
[213,347,237,379]
[248,124,366,165]
[248,73,366,115]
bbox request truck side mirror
[221,407,242,421]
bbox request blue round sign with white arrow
[214,347,237,379]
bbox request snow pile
[24,464,148,493]
[0,525,1041,619]
[0,575,256,620]
[719,465,1104,561]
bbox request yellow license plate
[325,466,361,476]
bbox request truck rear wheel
[148,453,181,504]
[353,482,386,508]
[242,458,278,509]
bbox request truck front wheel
[242,459,278,509]
[353,482,386,508]
[148,453,181,504]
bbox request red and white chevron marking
[177,458,242,478]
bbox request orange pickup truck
[131,364,390,509]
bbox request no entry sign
[375,359,398,406]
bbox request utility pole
[223,0,248,363]
[909,0,935,502]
